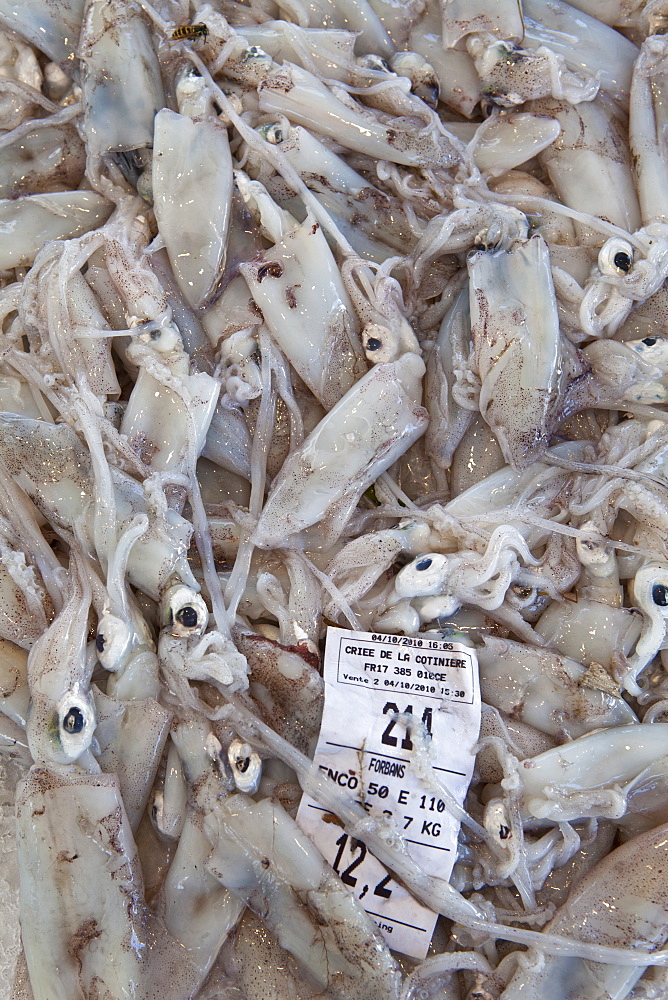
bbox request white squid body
[424,284,475,471]
[240,24,360,82]
[267,123,368,195]
[94,689,172,833]
[204,793,401,1000]
[78,0,165,162]
[477,636,637,740]
[501,821,668,1000]
[258,62,458,168]
[252,352,428,547]
[16,768,205,1000]
[293,0,392,56]
[517,724,668,822]
[202,399,252,480]
[468,235,567,470]
[120,357,220,472]
[522,0,639,105]
[0,374,43,421]
[0,637,29,729]
[462,113,562,178]
[240,214,367,409]
[444,441,587,515]
[0,122,85,200]
[25,562,95,768]
[0,0,84,62]
[65,270,119,398]
[440,0,523,48]
[535,95,641,239]
[161,810,245,975]
[0,192,112,270]
[409,0,481,117]
[255,5,391,59]
[535,598,642,670]
[630,34,668,226]
[152,109,233,310]
[0,415,196,601]
[0,544,51,650]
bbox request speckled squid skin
[17,768,146,1000]
[0,0,85,63]
[0,415,195,602]
[468,234,566,470]
[78,0,165,163]
[501,822,668,1000]
[16,767,206,1000]
[252,352,428,547]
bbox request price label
[297,628,480,959]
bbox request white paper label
[297,628,480,959]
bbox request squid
[0,414,198,606]
[252,352,428,547]
[500,821,668,999]
[152,106,233,310]
[78,0,165,168]
[24,556,96,770]
[467,233,587,470]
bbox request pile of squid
[6,0,668,997]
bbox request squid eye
[598,238,634,277]
[161,585,209,637]
[643,338,657,346]
[228,738,262,794]
[57,691,95,761]
[395,552,449,598]
[176,606,199,629]
[362,323,395,362]
[95,614,131,672]
[357,54,390,72]
[632,562,668,615]
[63,707,85,734]
[258,122,285,145]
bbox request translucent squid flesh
[440,0,523,49]
[522,0,639,105]
[239,214,367,409]
[0,192,112,270]
[25,558,95,769]
[152,109,233,310]
[468,234,565,469]
[501,821,668,999]
[16,767,205,1000]
[0,415,196,602]
[516,723,668,822]
[78,0,165,165]
[0,123,85,199]
[0,0,84,63]
[258,62,459,168]
[477,635,637,740]
[203,793,401,1000]
[252,352,428,547]
[0,638,30,728]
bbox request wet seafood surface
[3,0,668,998]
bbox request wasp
[171,22,209,41]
